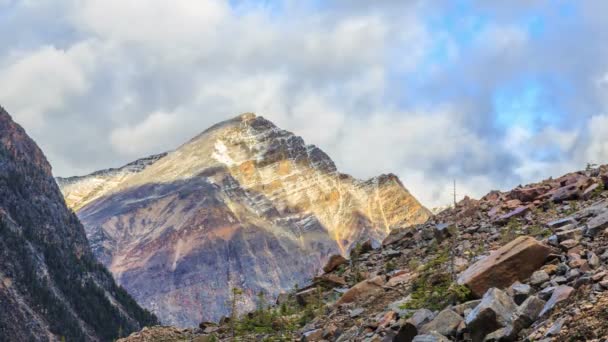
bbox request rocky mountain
[57,113,431,327]
[120,164,608,341]
[0,107,157,341]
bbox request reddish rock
[582,183,600,199]
[336,276,386,305]
[378,311,398,328]
[509,186,547,202]
[323,254,348,273]
[457,236,551,297]
[386,272,413,287]
[505,199,522,209]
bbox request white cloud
[110,110,183,156]
[0,43,94,130]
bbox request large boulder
[465,288,517,342]
[457,236,551,297]
[323,254,348,273]
[336,276,385,305]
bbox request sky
[1,0,608,208]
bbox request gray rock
[539,285,574,317]
[529,270,550,285]
[412,333,450,342]
[483,327,514,341]
[556,263,569,276]
[588,252,600,269]
[452,300,482,316]
[419,309,462,337]
[513,296,545,331]
[349,308,365,318]
[573,276,591,289]
[552,276,567,285]
[538,286,555,300]
[407,309,436,328]
[555,227,583,242]
[544,318,565,337]
[547,217,577,229]
[389,298,414,318]
[466,288,518,342]
[510,283,531,305]
[585,210,608,237]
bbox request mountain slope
[57,113,430,326]
[0,107,157,341]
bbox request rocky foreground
[120,165,608,341]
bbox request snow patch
[211,140,235,166]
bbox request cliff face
[0,107,157,342]
[57,113,430,327]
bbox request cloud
[1,0,608,207]
[0,43,95,130]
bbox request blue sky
[1,0,607,207]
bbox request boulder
[510,186,547,202]
[585,210,608,237]
[323,254,348,273]
[419,309,462,337]
[547,184,582,203]
[465,288,518,342]
[529,270,550,285]
[539,285,574,317]
[509,283,531,305]
[336,276,385,305]
[457,236,551,297]
[513,296,545,331]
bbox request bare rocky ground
[120,165,608,341]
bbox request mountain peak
[57,113,430,326]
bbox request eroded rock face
[0,107,156,341]
[57,114,430,326]
[457,236,552,297]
